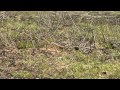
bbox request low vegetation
[0,11,120,79]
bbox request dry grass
[1,11,120,79]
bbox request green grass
[11,70,33,79]
[1,11,120,79]
[8,53,120,79]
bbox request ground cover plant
[0,11,120,79]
